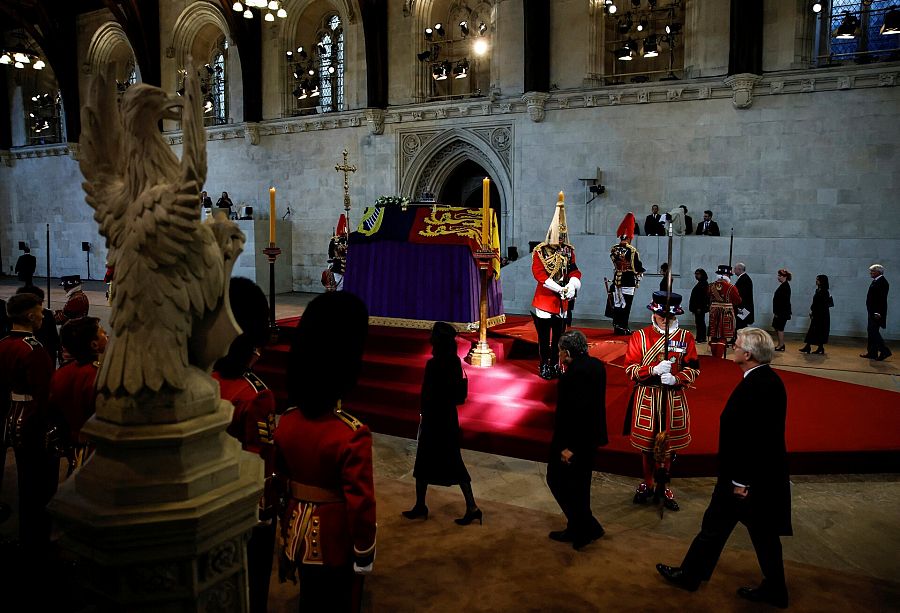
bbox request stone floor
[2,277,898,599]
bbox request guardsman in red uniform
[708,264,742,358]
[531,191,582,380]
[212,277,276,613]
[54,275,90,325]
[606,213,645,335]
[0,293,56,550]
[275,291,375,613]
[48,317,108,476]
[624,291,700,511]
[322,214,348,292]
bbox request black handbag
[455,368,468,405]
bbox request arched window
[318,14,344,112]
[210,46,227,123]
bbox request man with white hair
[657,327,791,609]
[862,264,891,361]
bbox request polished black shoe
[860,353,877,359]
[548,529,573,542]
[876,349,892,361]
[774,345,785,352]
[813,346,825,355]
[656,564,699,592]
[633,482,653,504]
[572,522,606,550]
[401,505,429,520]
[737,586,788,609]
[798,345,811,354]
[455,507,482,526]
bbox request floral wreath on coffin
[375,195,411,210]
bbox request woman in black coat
[689,269,709,342]
[771,269,792,351]
[403,322,482,525]
[800,274,833,355]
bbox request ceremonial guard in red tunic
[212,277,276,613]
[531,192,582,380]
[321,214,348,292]
[48,316,108,476]
[707,264,743,358]
[0,293,56,549]
[606,213,645,335]
[624,291,700,511]
[54,275,90,325]
[276,291,375,612]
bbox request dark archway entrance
[437,159,502,238]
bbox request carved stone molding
[9,144,73,160]
[0,150,13,167]
[365,108,385,135]
[522,91,550,122]
[723,73,763,109]
[243,122,260,145]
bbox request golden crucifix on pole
[335,148,357,230]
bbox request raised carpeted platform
[255,316,900,477]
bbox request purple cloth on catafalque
[343,241,503,323]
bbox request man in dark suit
[644,204,665,236]
[695,210,721,236]
[547,329,608,551]
[656,327,791,609]
[734,263,754,329]
[862,264,891,361]
[15,247,37,287]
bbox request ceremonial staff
[728,227,734,268]
[655,219,675,517]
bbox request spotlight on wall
[642,35,659,57]
[834,11,860,39]
[479,22,488,35]
[424,27,433,41]
[617,44,633,60]
[811,2,823,13]
[665,22,682,34]
[881,7,900,35]
[637,18,648,32]
[473,38,489,56]
[604,2,618,16]
[617,14,633,34]
[459,21,469,37]
[433,23,445,38]
[453,58,469,79]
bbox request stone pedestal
[50,368,263,612]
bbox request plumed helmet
[545,191,568,245]
[616,212,636,242]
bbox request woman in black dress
[800,274,833,355]
[772,269,792,351]
[688,268,709,342]
[402,322,482,525]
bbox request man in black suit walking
[862,264,891,361]
[547,329,608,551]
[734,263,754,329]
[15,247,37,287]
[656,327,791,608]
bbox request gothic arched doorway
[438,159,501,238]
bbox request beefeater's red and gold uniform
[625,325,700,452]
[275,403,376,570]
[707,279,742,358]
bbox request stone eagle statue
[79,62,245,397]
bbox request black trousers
[546,456,600,539]
[681,491,786,596]
[867,317,888,356]
[247,518,277,613]
[693,310,707,342]
[298,563,356,612]
[532,314,563,365]
[14,445,59,551]
[612,293,635,332]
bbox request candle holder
[263,244,282,339]
[465,248,499,367]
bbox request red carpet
[256,316,900,477]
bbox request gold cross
[334,149,357,214]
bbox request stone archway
[84,21,139,82]
[398,123,513,247]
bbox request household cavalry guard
[606,213,645,335]
[531,192,582,380]
[707,264,742,358]
[321,214,349,292]
[623,291,700,512]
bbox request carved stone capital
[67,143,80,161]
[243,122,260,146]
[522,91,550,122]
[723,73,762,109]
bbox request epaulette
[333,403,362,431]
[243,371,269,393]
[23,336,43,350]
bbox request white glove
[660,372,677,386]
[353,562,373,574]
[543,278,565,293]
[564,284,577,299]
[652,360,672,375]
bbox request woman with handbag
[402,321,482,525]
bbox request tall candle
[269,187,276,245]
[481,177,490,247]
